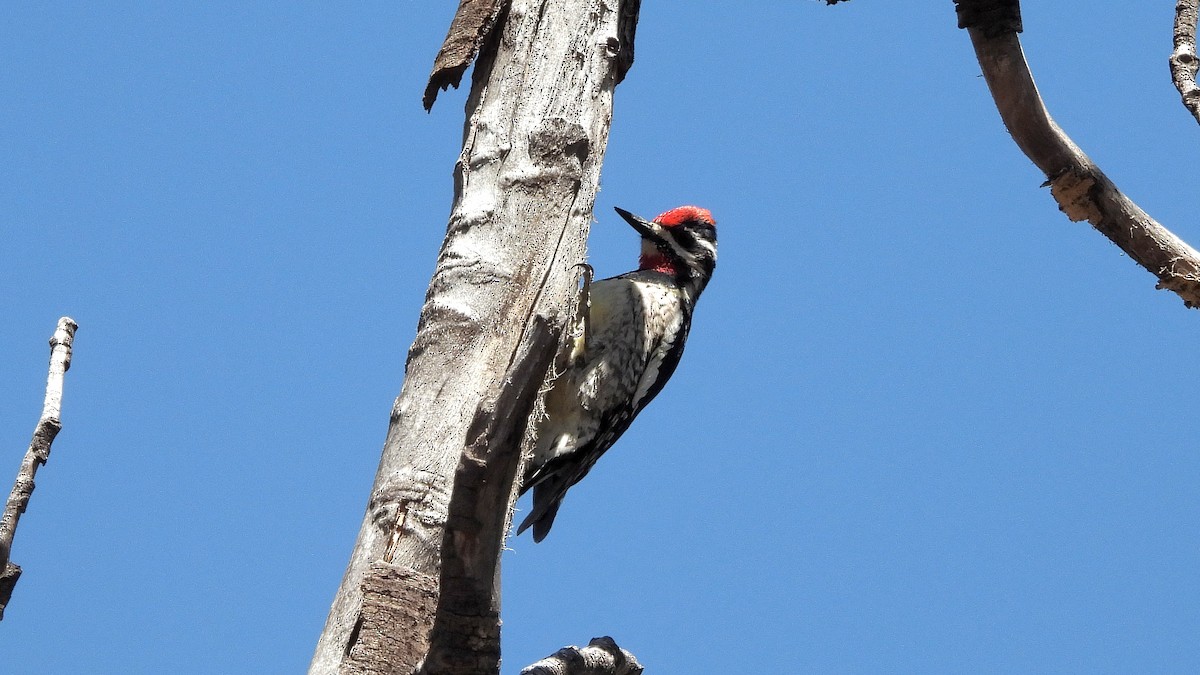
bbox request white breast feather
[532,275,684,467]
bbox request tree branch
[956,0,1200,308]
[521,637,644,675]
[1172,0,1200,125]
[0,317,78,620]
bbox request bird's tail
[516,477,569,543]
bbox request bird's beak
[614,207,660,239]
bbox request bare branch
[0,317,78,620]
[956,0,1200,308]
[1172,0,1200,125]
[521,637,644,675]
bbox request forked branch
[0,317,78,620]
[956,0,1200,308]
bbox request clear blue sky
[3,3,1198,673]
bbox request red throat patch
[654,205,716,227]
[639,252,679,275]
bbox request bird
[517,205,718,541]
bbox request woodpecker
[517,205,718,542]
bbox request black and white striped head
[615,205,718,299]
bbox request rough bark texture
[957,0,1200,308]
[0,317,78,620]
[342,565,439,674]
[421,317,560,675]
[521,637,644,675]
[310,1,631,671]
[1171,0,1200,125]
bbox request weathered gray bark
[955,0,1200,308]
[0,317,78,620]
[310,1,636,672]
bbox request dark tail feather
[516,479,567,543]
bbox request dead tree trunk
[310,1,638,672]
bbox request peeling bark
[342,565,439,674]
[424,0,505,111]
[956,0,1200,308]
